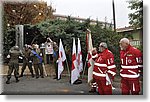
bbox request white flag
[58,39,66,79]
[86,29,94,83]
[77,38,83,75]
[71,38,79,84]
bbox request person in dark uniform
[31,44,44,78]
[19,44,34,78]
[6,46,22,84]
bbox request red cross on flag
[58,39,66,79]
[71,38,79,84]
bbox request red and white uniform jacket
[120,45,143,79]
[93,49,116,80]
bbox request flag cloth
[106,73,111,85]
[86,29,94,83]
[71,38,79,84]
[77,38,83,75]
[57,39,66,79]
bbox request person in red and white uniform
[93,42,116,95]
[89,47,98,93]
[119,38,143,95]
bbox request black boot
[16,77,19,83]
[31,73,34,78]
[36,76,39,79]
[6,78,10,84]
[89,88,96,93]
[6,79,10,84]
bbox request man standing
[93,42,116,95]
[89,47,98,93]
[45,37,54,64]
[52,42,59,79]
[19,44,34,78]
[6,46,22,84]
[119,38,143,95]
[31,44,44,78]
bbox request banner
[71,38,79,84]
[57,39,66,79]
[77,38,83,75]
[86,29,94,83]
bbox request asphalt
[1,74,124,95]
[1,75,97,95]
[0,64,143,95]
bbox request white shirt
[45,42,53,54]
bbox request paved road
[1,75,96,95]
[0,64,142,95]
[1,75,123,95]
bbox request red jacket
[120,45,143,79]
[93,49,116,80]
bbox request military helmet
[14,46,19,50]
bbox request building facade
[53,14,114,29]
[117,26,143,47]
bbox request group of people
[90,38,143,95]
[5,37,143,95]
[6,37,58,84]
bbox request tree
[3,1,55,26]
[3,1,55,56]
[128,0,143,28]
[24,18,123,69]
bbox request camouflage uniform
[20,46,34,77]
[6,46,22,84]
[31,48,44,78]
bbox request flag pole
[65,59,70,78]
[82,53,88,79]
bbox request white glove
[7,55,10,58]
[19,56,23,59]
[29,60,32,63]
[40,53,43,56]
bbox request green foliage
[91,26,123,66]
[4,17,123,68]
[31,18,123,67]
[128,0,143,28]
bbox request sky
[1,0,133,28]
[44,0,133,28]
